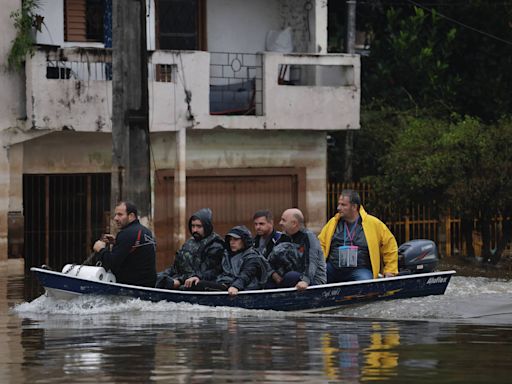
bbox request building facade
[0,0,360,270]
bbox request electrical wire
[405,0,512,46]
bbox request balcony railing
[209,52,263,116]
[26,47,360,132]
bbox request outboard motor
[398,239,438,274]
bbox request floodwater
[1,260,511,383]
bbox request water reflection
[14,303,464,383]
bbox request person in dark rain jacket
[155,208,224,289]
[185,225,273,296]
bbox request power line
[405,0,512,46]
[356,1,512,46]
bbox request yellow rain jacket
[318,206,398,278]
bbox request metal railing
[209,52,263,115]
[327,182,512,258]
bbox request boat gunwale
[30,267,456,296]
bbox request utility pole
[111,0,151,224]
[343,0,356,182]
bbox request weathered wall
[22,132,112,173]
[20,130,327,232]
[151,129,327,231]
[0,0,25,261]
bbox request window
[156,0,206,50]
[64,0,105,43]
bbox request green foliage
[368,113,512,224]
[326,1,512,259]
[7,0,42,71]
[362,5,459,114]
[360,0,512,122]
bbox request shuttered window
[64,0,104,42]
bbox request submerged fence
[327,182,511,258]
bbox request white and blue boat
[31,266,455,313]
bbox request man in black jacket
[253,210,282,257]
[92,201,156,287]
[155,208,224,289]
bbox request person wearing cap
[318,189,398,283]
[266,208,326,290]
[155,208,225,289]
[185,225,273,296]
[253,209,283,257]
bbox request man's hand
[383,272,396,278]
[101,234,115,244]
[295,281,309,291]
[93,240,106,253]
[272,272,283,284]
[172,279,181,289]
[184,276,200,288]
[228,287,239,296]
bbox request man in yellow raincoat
[318,190,398,282]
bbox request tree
[368,115,512,262]
[359,0,512,122]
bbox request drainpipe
[345,0,356,54]
[343,0,356,182]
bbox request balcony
[25,47,360,132]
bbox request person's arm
[303,234,325,285]
[318,223,329,257]
[230,258,260,291]
[95,229,133,272]
[380,224,399,276]
[172,248,195,285]
[200,242,225,281]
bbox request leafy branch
[7,0,43,71]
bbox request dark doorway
[23,173,111,271]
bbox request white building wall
[207,0,281,53]
[0,0,25,127]
[0,0,25,261]
[36,0,65,47]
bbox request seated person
[266,208,326,290]
[186,225,273,296]
[318,190,398,283]
[91,201,156,287]
[155,208,224,289]
[252,209,282,257]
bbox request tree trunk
[461,216,475,258]
[480,216,492,261]
[490,211,512,264]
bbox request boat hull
[31,267,455,312]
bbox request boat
[30,266,455,313]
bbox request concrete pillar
[0,143,9,261]
[174,126,186,250]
